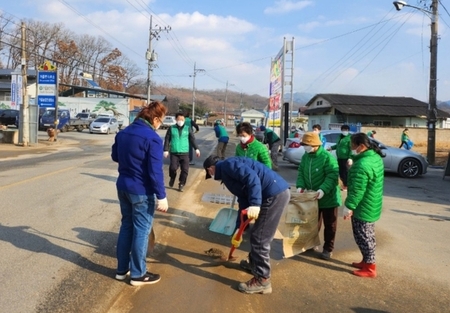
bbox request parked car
[283,130,428,178]
[0,109,19,127]
[161,116,176,129]
[89,117,119,134]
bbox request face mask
[304,145,313,153]
[239,136,250,144]
[177,121,185,127]
[342,131,349,136]
[351,147,360,156]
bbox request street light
[224,81,235,127]
[393,0,438,164]
[190,62,204,120]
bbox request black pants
[189,145,193,162]
[169,154,189,186]
[318,207,338,252]
[337,158,348,187]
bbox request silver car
[283,130,428,178]
[89,117,119,134]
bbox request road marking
[0,166,76,190]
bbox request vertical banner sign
[11,74,17,110]
[268,47,284,127]
[37,71,57,108]
[17,75,23,108]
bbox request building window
[373,120,391,126]
[316,100,323,106]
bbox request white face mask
[239,136,250,144]
[351,147,361,156]
[304,145,313,153]
[342,131,349,136]
[177,121,185,127]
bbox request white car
[161,116,176,129]
[89,117,119,134]
[283,130,428,178]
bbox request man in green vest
[164,113,200,192]
[185,115,199,165]
[214,122,229,159]
[259,126,281,170]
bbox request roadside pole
[20,22,29,146]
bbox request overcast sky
[2,0,450,102]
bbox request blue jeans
[116,190,155,278]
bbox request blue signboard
[37,95,56,107]
[38,72,57,84]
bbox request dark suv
[0,109,19,127]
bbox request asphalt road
[1,128,449,313]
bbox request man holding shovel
[203,155,290,294]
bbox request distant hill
[438,101,450,113]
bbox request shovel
[226,209,252,261]
[209,195,238,236]
[146,227,156,257]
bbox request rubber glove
[163,151,169,158]
[231,229,243,247]
[315,189,324,200]
[247,206,260,220]
[297,188,304,193]
[347,159,353,166]
[195,149,200,157]
[156,198,168,212]
[343,206,353,220]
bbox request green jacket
[345,149,384,222]
[330,134,352,159]
[296,146,341,209]
[169,125,189,153]
[235,138,272,169]
[401,132,409,142]
[263,128,280,146]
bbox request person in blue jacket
[203,155,290,295]
[111,101,169,286]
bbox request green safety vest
[185,117,192,128]
[170,125,189,153]
[218,125,228,138]
[265,128,280,143]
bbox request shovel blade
[209,208,238,236]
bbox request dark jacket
[111,119,166,199]
[214,157,289,210]
[163,125,199,154]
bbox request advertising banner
[268,46,284,126]
[37,71,57,108]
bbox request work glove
[315,189,324,200]
[231,229,243,247]
[156,198,169,212]
[347,159,353,166]
[343,206,353,220]
[297,188,304,193]
[247,206,260,220]
[195,149,201,157]
[163,151,169,158]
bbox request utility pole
[428,0,438,165]
[146,15,171,104]
[190,62,204,120]
[224,81,235,127]
[20,22,29,146]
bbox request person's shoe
[130,272,161,286]
[239,259,252,273]
[352,261,365,269]
[353,263,377,278]
[178,184,184,192]
[320,250,332,260]
[168,178,175,188]
[238,276,272,294]
[189,161,195,165]
[115,270,130,281]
